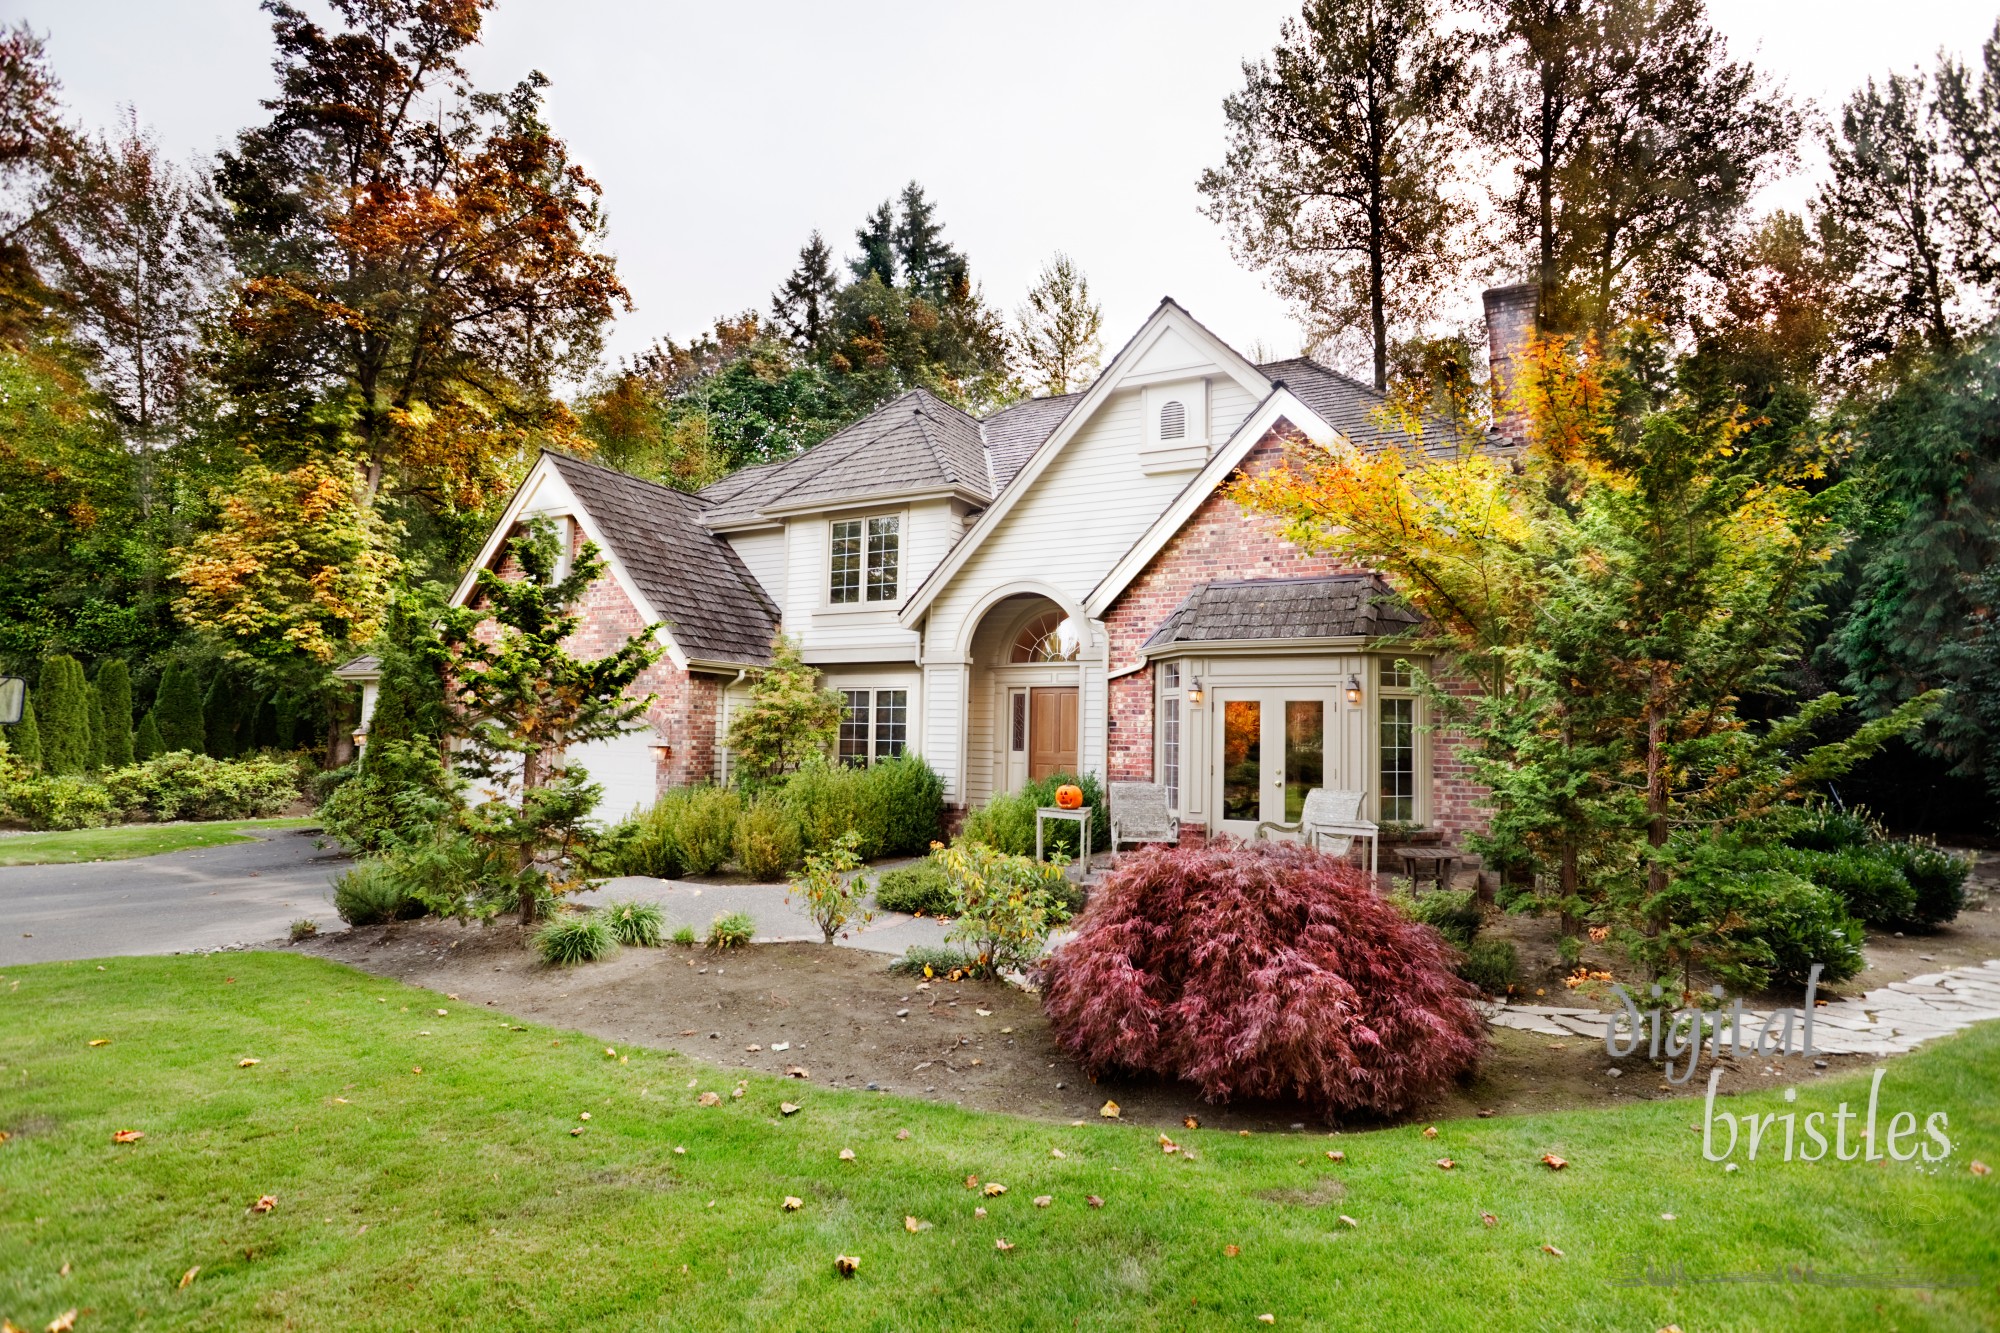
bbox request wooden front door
[1028,686,1078,781]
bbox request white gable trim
[449,453,692,671]
[1082,388,1339,619]
[896,300,1273,628]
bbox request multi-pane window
[830,516,899,604]
[1379,657,1419,823]
[1158,663,1181,811]
[838,688,908,766]
[1010,691,1027,753]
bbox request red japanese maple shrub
[1042,841,1483,1118]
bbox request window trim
[837,686,910,767]
[1157,662,1182,813]
[827,511,902,607]
[1375,656,1424,825]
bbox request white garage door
[565,729,658,823]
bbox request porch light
[1346,675,1363,705]
[352,728,368,751]
[649,738,674,762]
[1185,677,1204,706]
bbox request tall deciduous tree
[1014,253,1104,396]
[1478,0,1800,335]
[442,516,660,922]
[1937,20,2000,294]
[1201,0,1471,389]
[212,0,627,509]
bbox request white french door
[1212,688,1341,841]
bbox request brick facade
[1099,422,1493,848]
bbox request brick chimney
[1483,282,1539,447]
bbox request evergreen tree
[770,231,841,349]
[367,594,451,748]
[1014,253,1106,396]
[203,668,239,758]
[133,709,163,761]
[87,682,107,771]
[851,201,898,285]
[153,660,205,754]
[8,690,41,770]
[892,182,965,298]
[37,654,91,776]
[725,633,846,787]
[95,659,133,767]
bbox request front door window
[1215,689,1340,836]
[1222,699,1261,821]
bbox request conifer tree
[725,634,845,788]
[851,202,898,285]
[893,182,965,298]
[37,654,91,776]
[87,682,107,771]
[770,231,840,349]
[202,669,239,758]
[153,661,205,754]
[133,709,163,761]
[8,690,41,770]
[95,659,133,767]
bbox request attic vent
[1159,400,1186,440]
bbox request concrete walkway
[0,825,353,965]
[1485,960,2000,1057]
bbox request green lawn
[2,953,1995,1331]
[0,818,315,866]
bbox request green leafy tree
[152,660,205,754]
[442,516,661,922]
[1200,0,1472,388]
[1014,253,1104,396]
[725,634,844,789]
[94,659,133,767]
[36,654,91,776]
[7,688,40,769]
[132,709,163,762]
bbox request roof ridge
[908,401,956,486]
[546,449,704,510]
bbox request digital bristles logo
[1603,964,1956,1168]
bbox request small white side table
[1034,806,1092,863]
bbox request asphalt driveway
[0,825,352,966]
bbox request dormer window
[1159,400,1186,440]
[830,514,900,604]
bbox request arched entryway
[964,593,1088,806]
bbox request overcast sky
[10,1,1997,373]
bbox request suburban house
[352,286,1539,843]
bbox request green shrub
[3,774,116,829]
[374,828,500,920]
[333,860,425,926]
[103,751,303,822]
[289,919,319,942]
[36,654,91,776]
[1784,804,1880,853]
[677,785,741,874]
[734,794,803,880]
[602,899,665,947]
[934,841,1073,970]
[670,923,697,947]
[614,784,743,879]
[1458,938,1519,994]
[960,772,1105,862]
[152,661,205,756]
[1780,846,1918,927]
[887,944,980,977]
[7,689,41,769]
[1635,864,1864,991]
[1877,839,1970,929]
[707,910,755,949]
[1391,888,1482,950]
[537,911,617,965]
[788,831,871,943]
[875,860,955,916]
[316,740,457,853]
[779,757,874,858]
[860,753,945,855]
[1556,934,1583,970]
[95,659,133,768]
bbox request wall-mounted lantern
[1185,677,1204,706]
[352,727,369,751]
[1346,675,1364,705]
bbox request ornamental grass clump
[601,899,665,947]
[536,911,617,966]
[1041,841,1484,1119]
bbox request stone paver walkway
[1485,959,2000,1057]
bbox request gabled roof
[544,452,780,666]
[699,388,1001,528]
[1141,575,1419,652]
[1256,358,1462,453]
[981,392,1081,490]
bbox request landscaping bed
[296,919,1894,1130]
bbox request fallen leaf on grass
[974,1206,987,1218]
[904,1215,930,1233]
[782,1197,803,1212]
[44,1313,76,1333]
[238,1058,260,1068]
[1542,1244,1564,1257]
[250,1195,277,1214]
[1435,1159,1456,1170]
[1422,1126,1438,1139]
[994,1238,1014,1252]
[698,1092,721,1107]
[1223,1244,1240,1257]
[1033,1195,1052,1208]
[570,1127,584,1137]
[111,1130,143,1144]
[1338,1214,1358,1228]
[1099,1100,1120,1119]
[579,1112,591,1121]
[1183,1115,1200,1130]
[1972,1161,1990,1178]
[1325,1150,1344,1162]
[984,1182,1007,1197]
[784,1066,811,1080]
[838,1149,856,1162]
[674,1147,686,1155]
[411,1067,422,1075]
[1049,1148,1065,1159]
[1258,1315,1276,1325]
[1660,1213,1676,1220]
[604,1047,617,1057]
[1086,1195,1103,1209]
[1541,1154,1568,1171]
[436,1009,448,1017]
[87,1039,109,1047]
[1158,1134,1179,1155]
[965,1175,979,1190]
[1481,1213,1497,1227]
[833,1254,860,1278]
[780,1102,800,1116]
[179,1265,200,1288]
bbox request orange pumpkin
[1054,784,1084,810]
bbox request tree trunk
[1645,667,1669,901]
[517,746,544,925]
